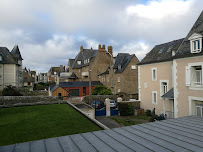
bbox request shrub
[92,85,113,95]
[2,85,23,96]
[145,109,152,116]
[118,102,134,116]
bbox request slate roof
[175,11,203,58]
[11,45,23,60]
[113,53,137,73]
[71,49,99,69]
[162,88,174,99]
[1,116,203,152]
[68,59,75,67]
[59,72,78,79]
[59,81,102,88]
[139,38,184,65]
[23,71,35,82]
[0,47,20,64]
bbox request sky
[0,0,202,73]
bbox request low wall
[0,96,62,106]
[83,95,117,104]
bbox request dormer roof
[11,45,23,60]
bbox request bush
[2,85,23,96]
[145,109,152,116]
[118,102,134,116]
[92,85,113,95]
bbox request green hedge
[118,102,134,116]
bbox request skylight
[159,47,165,53]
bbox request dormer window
[188,33,202,53]
[0,55,2,61]
[77,60,81,65]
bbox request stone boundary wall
[119,101,141,109]
[0,96,62,106]
[83,95,117,104]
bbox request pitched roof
[59,81,102,88]
[1,116,203,152]
[175,11,203,58]
[113,53,136,73]
[139,38,184,65]
[71,49,98,69]
[0,47,18,64]
[23,71,35,82]
[68,59,75,67]
[11,45,23,60]
[162,88,174,99]
[59,72,78,79]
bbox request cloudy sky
[0,0,202,73]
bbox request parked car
[91,100,105,109]
[110,100,117,108]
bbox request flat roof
[1,116,203,152]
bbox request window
[152,68,157,81]
[152,91,157,104]
[118,76,120,82]
[196,105,203,117]
[131,65,136,69]
[77,60,81,65]
[118,89,121,93]
[0,55,2,61]
[188,33,202,53]
[160,81,168,96]
[107,77,109,82]
[186,64,203,87]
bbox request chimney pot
[98,44,101,49]
[102,44,105,49]
[108,46,113,56]
[80,45,83,51]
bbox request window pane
[197,40,200,49]
[153,70,156,79]
[154,93,156,103]
[193,41,196,50]
[197,107,201,116]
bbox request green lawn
[0,104,101,146]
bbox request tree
[2,85,23,96]
[92,85,113,95]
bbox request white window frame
[160,80,169,97]
[186,62,203,89]
[118,76,120,82]
[77,60,81,65]
[152,68,157,81]
[131,65,136,70]
[152,91,157,105]
[188,33,202,54]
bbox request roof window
[188,33,202,53]
[159,47,165,53]
[77,60,81,65]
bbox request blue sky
[0,0,202,73]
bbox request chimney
[80,45,83,51]
[102,44,105,50]
[108,46,113,56]
[98,44,101,49]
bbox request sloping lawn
[0,104,101,146]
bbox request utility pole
[89,63,91,102]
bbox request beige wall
[175,56,203,117]
[139,61,173,115]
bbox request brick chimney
[98,44,106,52]
[102,44,105,49]
[108,46,113,56]
[98,44,101,49]
[80,45,83,51]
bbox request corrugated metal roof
[1,116,203,152]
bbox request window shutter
[185,66,191,86]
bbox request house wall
[175,56,203,117]
[139,61,173,115]
[0,64,17,90]
[63,86,95,97]
[52,87,68,100]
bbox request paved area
[96,116,121,129]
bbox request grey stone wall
[83,95,117,104]
[0,96,61,106]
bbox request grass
[0,104,101,146]
[111,115,151,126]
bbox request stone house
[22,67,35,87]
[0,45,23,90]
[38,72,48,83]
[99,53,139,97]
[68,45,112,82]
[138,11,203,118]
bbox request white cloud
[126,0,191,20]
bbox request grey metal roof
[162,88,174,99]
[113,53,137,73]
[1,116,203,152]
[175,11,203,59]
[139,38,184,65]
